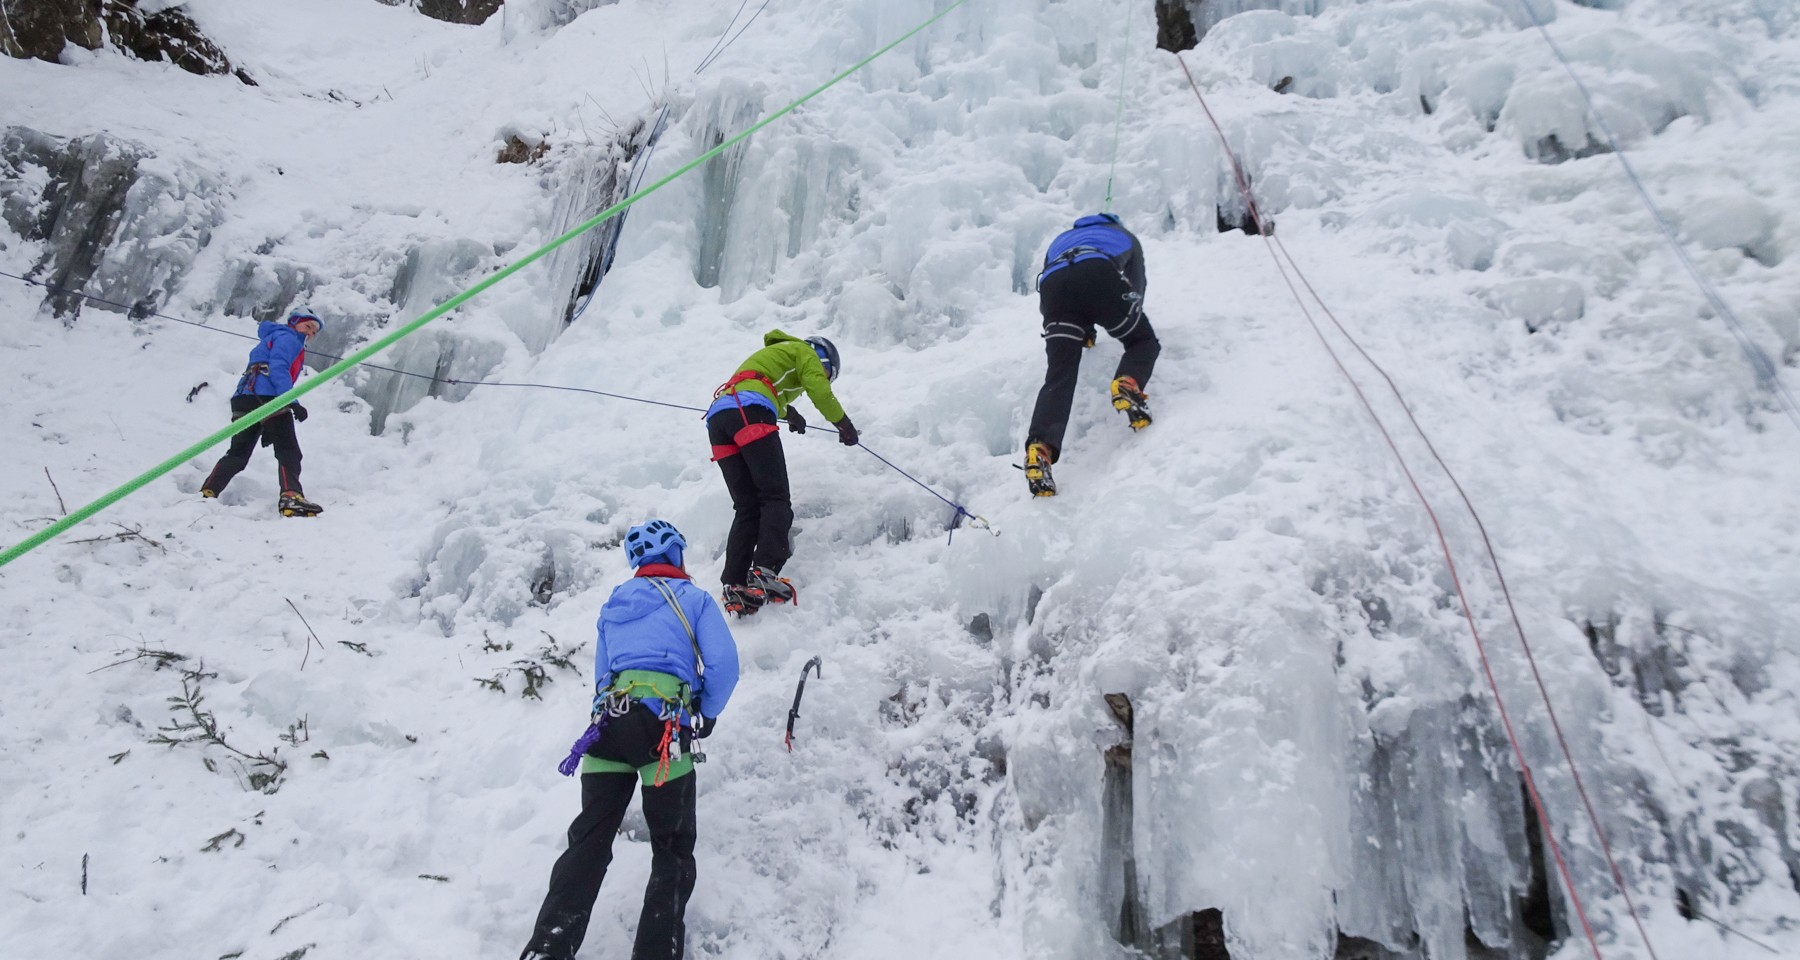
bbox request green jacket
[727,329,847,423]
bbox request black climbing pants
[1026,259,1161,462]
[203,394,304,495]
[707,405,792,585]
[524,707,699,960]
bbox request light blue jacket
[593,568,740,721]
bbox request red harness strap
[709,370,781,461]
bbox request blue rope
[1515,1,1800,433]
[851,441,992,543]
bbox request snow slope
[2,0,1798,958]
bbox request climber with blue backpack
[1023,213,1161,497]
[523,519,740,960]
[704,330,857,617]
[200,306,326,516]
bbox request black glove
[289,403,309,422]
[834,416,858,446]
[785,408,807,434]
[694,715,717,739]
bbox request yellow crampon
[1110,377,1152,431]
[1024,442,1057,497]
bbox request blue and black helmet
[624,518,687,568]
[806,336,840,381]
[288,306,324,335]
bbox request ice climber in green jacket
[704,329,856,617]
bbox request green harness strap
[579,668,695,783]
[581,751,695,784]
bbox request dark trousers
[525,707,700,960]
[706,406,791,585]
[1026,259,1161,462]
[203,394,303,494]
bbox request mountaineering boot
[200,488,218,499]
[1110,376,1152,431]
[277,491,323,517]
[749,565,797,605]
[722,583,765,619]
[1023,442,1056,497]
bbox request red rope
[1270,238,1664,960]
[1172,52,1662,960]
[652,718,676,787]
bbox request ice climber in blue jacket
[523,518,740,960]
[1023,213,1161,497]
[200,307,325,516]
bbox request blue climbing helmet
[288,306,324,335]
[806,336,840,381]
[624,519,687,568]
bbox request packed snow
[2,0,1798,958]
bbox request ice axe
[785,656,823,752]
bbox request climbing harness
[559,576,707,785]
[708,370,782,460]
[1035,244,1110,287]
[235,361,271,395]
[1173,51,1658,960]
[0,0,972,570]
[784,656,823,752]
[560,670,698,785]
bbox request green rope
[0,0,968,571]
[1102,0,1133,213]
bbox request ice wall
[477,0,1800,953]
[536,109,666,342]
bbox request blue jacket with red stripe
[235,321,308,397]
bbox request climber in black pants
[1023,213,1161,496]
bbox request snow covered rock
[1,0,247,82]
[105,1,250,82]
[2,125,228,323]
[415,0,506,26]
[0,0,103,63]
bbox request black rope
[1,269,435,380]
[695,0,776,75]
[3,269,994,534]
